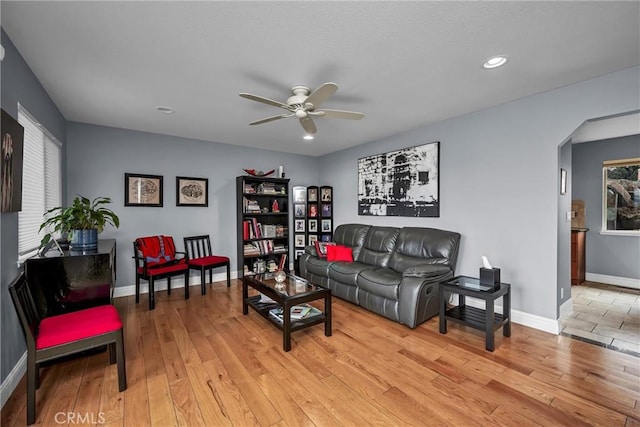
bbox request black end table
[439,275,511,351]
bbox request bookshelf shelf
[237,176,290,276]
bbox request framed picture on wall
[176,176,208,206]
[295,219,305,232]
[295,234,306,247]
[1,109,24,213]
[308,219,318,233]
[125,173,163,207]
[321,219,332,232]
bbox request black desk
[25,239,116,318]
[439,275,511,351]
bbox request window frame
[601,157,640,237]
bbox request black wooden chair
[8,272,126,425]
[184,235,231,295]
[133,235,190,310]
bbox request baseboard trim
[585,273,640,290]
[113,270,239,298]
[464,298,560,335]
[1,351,26,409]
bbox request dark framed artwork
[321,203,332,217]
[125,173,163,207]
[176,176,208,206]
[1,109,24,213]
[358,141,440,217]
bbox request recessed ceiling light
[303,134,314,140]
[156,106,175,114]
[483,55,508,69]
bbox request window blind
[17,104,62,259]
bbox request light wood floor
[2,279,639,426]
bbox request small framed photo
[308,187,318,202]
[321,187,332,201]
[294,204,306,217]
[308,219,318,233]
[125,173,163,207]
[321,203,332,217]
[321,219,332,232]
[293,186,306,203]
[176,176,208,206]
[560,168,567,195]
[294,249,305,259]
[308,234,318,245]
[320,234,332,242]
[295,234,306,247]
[308,203,318,217]
[295,219,305,232]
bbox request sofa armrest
[402,263,451,278]
[304,245,317,256]
[398,270,453,328]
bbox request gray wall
[558,139,573,308]
[572,134,640,280]
[1,31,66,385]
[318,66,640,322]
[66,122,320,290]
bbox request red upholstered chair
[183,235,231,295]
[133,235,189,310]
[8,272,126,426]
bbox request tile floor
[561,281,639,356]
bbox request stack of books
[268,304,322,323]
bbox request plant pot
[70,229,98,250]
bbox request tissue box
[479,267,501,286]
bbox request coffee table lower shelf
[245,295,327,333]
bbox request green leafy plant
[39,195,120,247]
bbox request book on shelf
[278,253,287,271]
[268,304,322,323]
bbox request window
[603,158,640,233]
[18,104,62,260]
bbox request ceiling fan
[239,82,364,135]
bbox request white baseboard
[585,273,640,290]
[464,298,560,335]
[113,270,238,298]
[1,351,26,409]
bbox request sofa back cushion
[333,224,371,259]
[356,226,399,268]
[388,227,461,273]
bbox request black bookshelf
[236,176,290,277]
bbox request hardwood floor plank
[3,282,639,427]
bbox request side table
[439,275,511,351]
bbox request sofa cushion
[329,262,373,287]
[333,224,370,259]
[305,255,333,277]
[327,245,353,262]
[357,268,401,300]
[356,227,399,268]
[388,227,461,273]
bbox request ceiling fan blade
[304,82,338,109]
[239,93,291,110]
[299,117,317,134]
[249,114,290,125]
[313,109,364,120]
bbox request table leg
[503,288,511,337]
[283,301,292,352]
[439,287,447,334]
[485,298,495,352]
[325,293,332,337]
[242,278,248,315]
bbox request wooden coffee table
[242,273,332,351]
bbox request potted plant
[39,195,120,250]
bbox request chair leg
[184,271,190,300]
[201,268,206,296]
[226,263,231,287]
[209,268,213,286]
[167,277,171,295]
[115,329,127,392]
[108,342,116,364]
[135,276,140,303]
[149,278,155,310]
[27,356,36,425]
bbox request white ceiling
[2,1,639,156]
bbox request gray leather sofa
[298,223,461,328]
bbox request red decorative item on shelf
[243,169,275,177]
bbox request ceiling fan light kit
[239,82,364,135]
